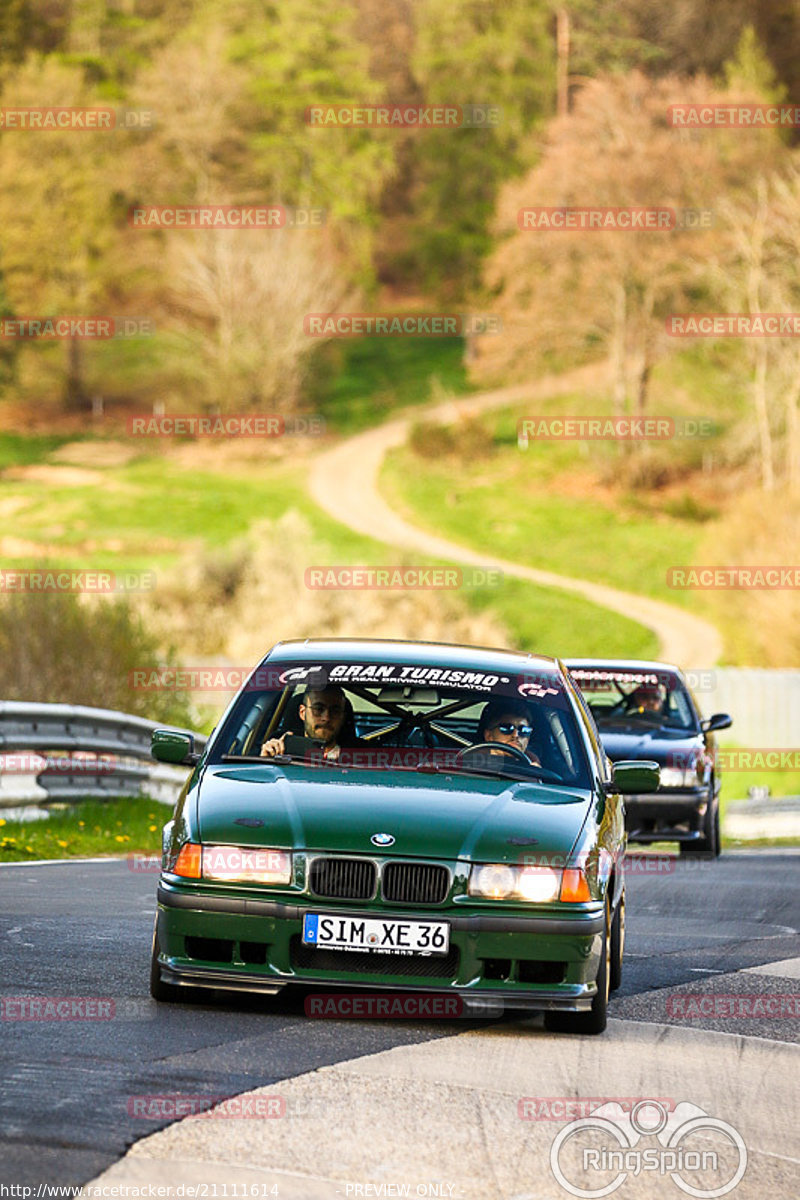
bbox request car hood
[596,725,702,764]
[195,764,593,864]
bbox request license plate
[302,913,449,956]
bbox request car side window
[568,677,611,784]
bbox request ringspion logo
[550,1100,747,1198]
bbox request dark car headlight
[659,766,701,789]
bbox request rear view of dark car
[565,660,732,857]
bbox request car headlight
[468,863,586,903]
[659,767,699,788]
[171,843,292,884]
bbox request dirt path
[309,361,723,666]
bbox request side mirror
[151,729,199,766]
[701,713,732,733]
[611,760,660,794]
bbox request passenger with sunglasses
[476,698,542,766]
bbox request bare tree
[168,227,351,413]
[479,72,778,422]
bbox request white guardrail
[689,668,800,749]
[0,701,206,810]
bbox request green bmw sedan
[150,639,657,1034]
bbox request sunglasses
[494,723,533,736]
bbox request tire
[544,897,609,1035]
[680,790,718,858]
[712,802,721,858]
[149,920,208,1004]
[609,889,625,992]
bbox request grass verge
[0,797,165,862]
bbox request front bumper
[154,880,606,1012]
[624,789,709,842]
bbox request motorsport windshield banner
[269,661,567,702]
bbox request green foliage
[409,415,493,460]
[721,24,785,102]
[561,0,662,76]
[0,588,193,726]
[308,334,474,433]
[408,0,555,298]
[227,0,394,273]
[0,0,31,69]
[0,255,17,394]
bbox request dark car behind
[565,659,732,856]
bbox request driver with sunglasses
[476,698,542,766]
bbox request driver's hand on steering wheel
[260,734,286,757]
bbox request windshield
[567,668,698,732]
[210,658,592,788]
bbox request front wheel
[680,790,719,858]
[544,898,609,1035]
[149,920,209,1004]
[609,889,625,992]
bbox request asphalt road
[1,852,798,1191]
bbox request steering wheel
[457,741,532,767]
